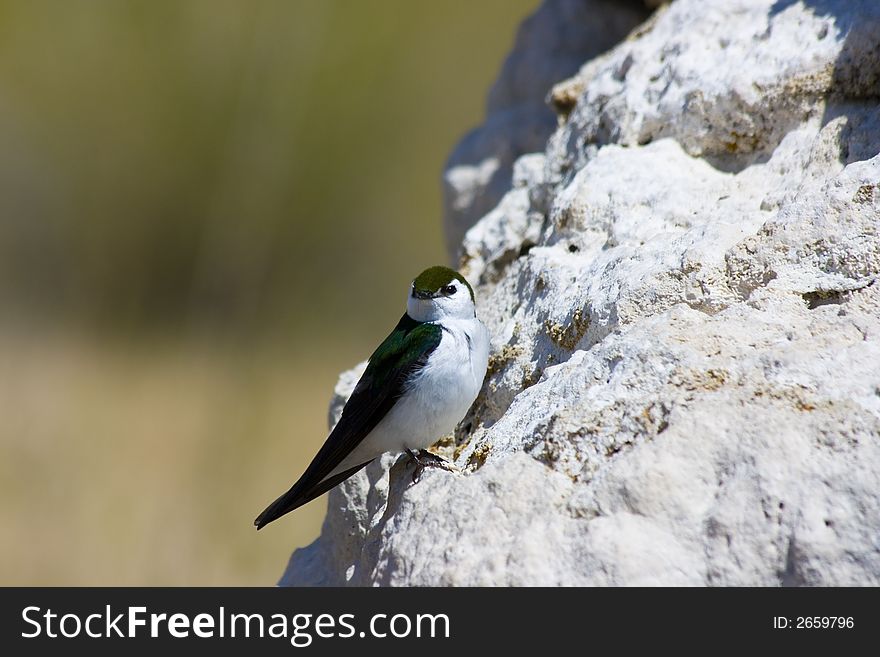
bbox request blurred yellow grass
[0,329,367,585]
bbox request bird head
[406,266,475,322]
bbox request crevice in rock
[802,289,844,309]
[803,278,876,309]
[780,536,805,586]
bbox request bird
[254,265,490,530]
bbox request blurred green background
[0,0,537,585]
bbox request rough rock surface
[442,0,652,258]
[282,0,880,586]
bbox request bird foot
[406,449,455,483]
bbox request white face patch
[406,280,475,322]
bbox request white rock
[282,0,880,586]
[442,0,651,259]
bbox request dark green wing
[254,313,442,528]
[311,313,443,477]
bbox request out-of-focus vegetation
[0,0,537,585]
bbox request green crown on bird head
[412,266,474,301]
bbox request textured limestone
[282,0,880,586]
[442,0,651,258]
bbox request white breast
[328,316,489,476]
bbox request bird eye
[443,285,457,295]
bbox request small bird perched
[254,265,489,530]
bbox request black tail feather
[254,461,371,530]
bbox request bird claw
[406,449,455,483]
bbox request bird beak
[412,289,435,300]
